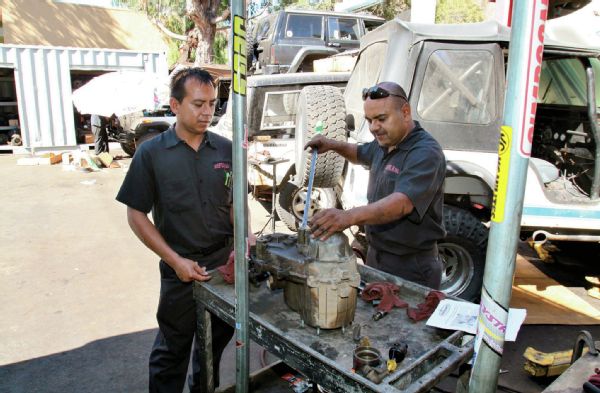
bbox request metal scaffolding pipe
[468,1,548,391]
[231,0,249,391]
[581,58,600,200]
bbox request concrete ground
[0,146,598,393]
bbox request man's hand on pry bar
[304,135,332,154]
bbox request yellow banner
[491,126,511,223]
[232,15,247,96]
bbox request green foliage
[112,0,232,65]
[370,0,410,20]
[276,0,334,11]
[435,0,484,24]
[112,0,145,10]
[166,39,181,66]
[213,33,228,65]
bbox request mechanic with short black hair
[305,81,446,289]
[116,67,236,392]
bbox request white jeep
[291,20,600,300]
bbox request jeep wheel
[295,85,347,188]
[120,141,136,157]
[276,180,337,231]
[136,131,160,147]
[439,205,488,301]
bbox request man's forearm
[347,192,414,226]
[328,140,359,164]
[127,207,180,267]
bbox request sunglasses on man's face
[362,86,407,101]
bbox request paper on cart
[426,299,526,341]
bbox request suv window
[328,17,359,41]
[364,19,384,32]
[417,49,496,125]
[539,58,598,106]
[285,14,323,39]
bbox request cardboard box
[84,133,94,144]
[8,119,19,127]
[38,153,62,165]
[97,152,113,168]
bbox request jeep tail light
[271,46,278,65]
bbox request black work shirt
[356,122,446,255]
[116,126,233,261]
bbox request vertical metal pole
[271,163,277,233]
[231,0,249,392]
[468,1,548,391]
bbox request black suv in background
[248,10,384,74]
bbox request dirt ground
[1,147,599,393]
[0,148,286,392]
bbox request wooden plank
[510,257,600,324]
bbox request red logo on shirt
[385,164,400,174]
[214,162,231,170]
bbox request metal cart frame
[194,264,474,392]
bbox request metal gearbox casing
[253,230,360,329]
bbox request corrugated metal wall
[0,44,167,149]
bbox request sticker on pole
[518,0,548,157]
[491,126,511,223]
[477,288,508,355]
[232,15,247,96]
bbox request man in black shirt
[116,68,235,392]
[305,82,446,289]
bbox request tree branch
[153,19,188,41]
[210,8,230,24]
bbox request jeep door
[275,13,325,66]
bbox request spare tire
[295,85,347,188]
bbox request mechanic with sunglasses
[305,81,446,289]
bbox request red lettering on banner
[481,304,507,333]
[521,0,549,156]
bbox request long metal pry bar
[301,149,318,229]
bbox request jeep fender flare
[288,46,339,73]
[444,160,495,211]
[134,121,171,138]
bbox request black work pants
[149,258,234,393]
[366,246,443,289]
